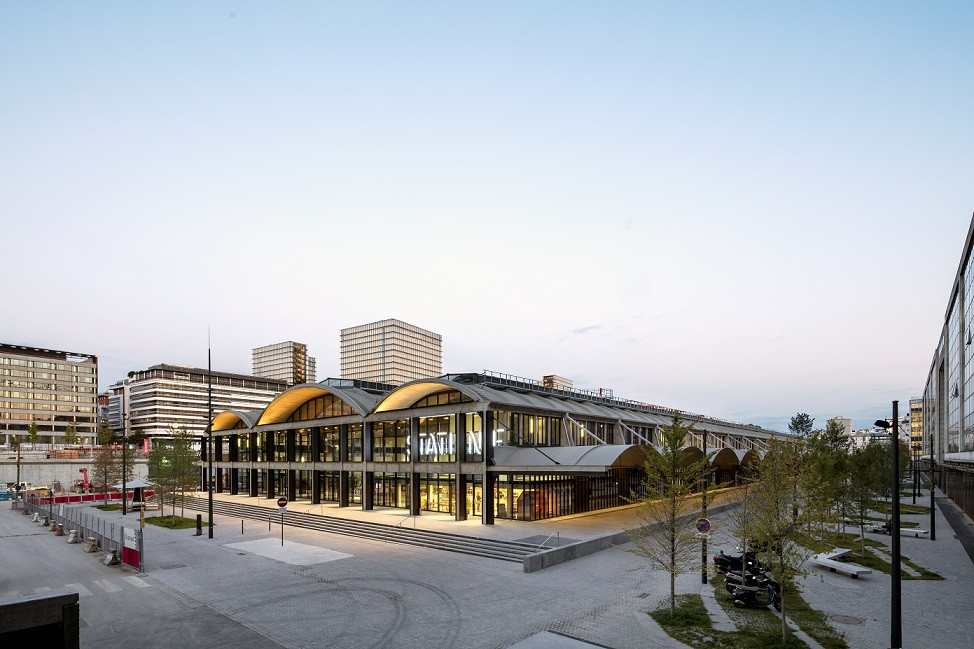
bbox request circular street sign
[695,517,711,534]
[277,497,288,508]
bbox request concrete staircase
[183,497,542,564]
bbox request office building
[205,369,779,525]
[909,398,923,452]
[0,344,98,446]
[922,211,974,521]
[340,319,442,385]
[109,364,287,439]
[252,341,316,385]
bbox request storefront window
[373,419,409,462]
[273,431,287,461]
[237,433,250,462]
[419,473,455,514]
[348,424,363,461]
[319,471,340,502]
[295,429,311,462]
[418,415,455,462]
[464,413,483,461]
[318,426,339,462]
[373,472,410,508]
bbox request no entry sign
[277,497,288,508]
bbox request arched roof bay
[258,383,379,426]
[211,410,262,432]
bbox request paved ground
[2,486,972,649]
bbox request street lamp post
[121,386,127,516]
[701,428,708,585]
[930,425,937,542]
[875,401,902,649]
[207,345,213,539]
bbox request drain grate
[828,613,866,625]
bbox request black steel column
[311,471,321,505]
[363,422,373,462]
[455,473,466,521]
[930,432,937,541]
[339,471,349,507]
[483,410,494,525]
[287,470,296,502]
[409,472,421,516]
[230,468,238,495]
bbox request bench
[866,524,930,538]
[810,550,872,579]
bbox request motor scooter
[713,549,762,575]
[730,573,782,612]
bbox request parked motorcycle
[713,549,762,575]
[729,572,782,612]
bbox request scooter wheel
[733,599,746,608]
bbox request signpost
[695,517,711,534]
[277,497,287,546]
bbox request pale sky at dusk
[2,2,972,432]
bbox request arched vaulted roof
[258,383,378,426]
[211,410,261,432]
[492,444,648,470]
[372,378,486,413]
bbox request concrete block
[54,524,64,536]
[49,520,58,532]
[66,530,80,544]
[83,538,98,553]
[103,550,120,566]
[31,513,39,523]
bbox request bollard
[32,512,39,523]
[54,524,64,536]
[103,549,120,566]
[241,519,244,535]
[84,537,98,553]
[195,514,202,536]
[40,516,49,526]
[49,520,58,531]
[66,530,80,544]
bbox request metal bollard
[241,519,244,535]
[195,514,202,536]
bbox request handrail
[536,531,559,550]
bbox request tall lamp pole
[930,422,937,542]
[207,344,213,539]
[701,427,708,584]
[121,383,127,516]
[875,401,902,649]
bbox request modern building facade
[923,212,974,520]
[340,319,442,386]
[252,341,316,385]
[0,344,98,446]
[109,364,288,439]
[205,370,779,525]
[909,398,923,452]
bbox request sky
[2,2,972,433]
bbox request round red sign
[277,497,288,508]
[695,517,711,533]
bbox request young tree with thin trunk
[801,420,851,538]
[847,441,887,555]
[628,413,712,615]
[749,438,812,644]
[788,413,814,437]
[148,426,199,523]
[63,423,78,446]
[27,421,39,446]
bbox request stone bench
[810,550,872,579]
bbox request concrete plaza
[2,486,972,649]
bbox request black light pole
[701,427,708,584]
[930,425,936,542]
[207,344,213,539]
[875,401,902,649]
[121,384,127,516]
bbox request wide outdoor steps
[183,497,542,564]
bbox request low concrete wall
[523,500,738,573]
[0,588,79,649]
[0,458,148,488]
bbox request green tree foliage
[748,438,811,644]
[27,421,39,445]
[63,423,78,445]
[148,426,200,524]
[92,444,116,500]
[801,419,851,537]
[847,441,888,555]
[96,424,115,446]
[628,413,712,615]
[788,413,814,437]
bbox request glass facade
[373,419,408,462]
[340,319,442,385]
[948,295,961,453]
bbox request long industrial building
[923,212,974,520]
[205,370,779,525]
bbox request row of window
[0,358,95,372]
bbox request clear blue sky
[3,2,972,432]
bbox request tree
[801,419,851,537]
[96,424,115,446]
[788,413,814,437]
[148,426,199,523]
[63,423,78,446]
[628,413,712,615]
[847,442,887,555]
[27,421,39,446]
[749,438,812,644]
[92,444,116,501]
